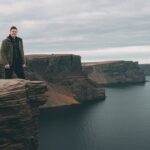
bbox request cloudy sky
[0,0,150,63]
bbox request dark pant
[5,60,25,79]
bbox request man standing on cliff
[0,26,27,79]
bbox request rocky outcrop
[139,64,150,76]
[82,60,145,86]
[25,54,83,83]
[0,79,48,150]
[25,54,105,107]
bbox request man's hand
[22,64,27,68]
[5,64,10,69]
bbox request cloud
[26,45,150,64]
[0,0,150,63]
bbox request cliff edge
[0,79,48,150]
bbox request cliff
[139,64,150,76]
[82,60,145,86]
[0,79,48,150]
[24,54,105,108]
[26,54,83,83]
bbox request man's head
[9,26,18,38]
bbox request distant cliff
[139,64,150,76]
[0,79,47,150]
[25,54,105,108]
[82,60,145,86]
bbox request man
[0,26,27,79]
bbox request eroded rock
[25,54,105,107]
[82,60,145,86]
[0,79,48,150]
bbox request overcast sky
[0,0,150,63]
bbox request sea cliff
[0,79,47,150]
[82,60,145,86]
[25,54,106,108]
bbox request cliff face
[0,79,48,150]
[25,54,105,107]
[26,54,83,83]
[139,64,150,76]
[82,60,145,86]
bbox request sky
[0,0,150,63]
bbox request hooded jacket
[0,35,26,66]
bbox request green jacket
[0,36,26,66]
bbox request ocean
[38,76,150,150]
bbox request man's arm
[0,40,9,66]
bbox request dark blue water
[38,76,150,150]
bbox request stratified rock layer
[0,79,48,150]
[82,60,145,86]
[25,54,83,83]
[25,54,105,107]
